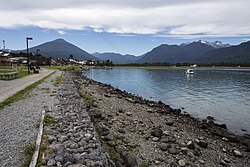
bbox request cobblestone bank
[43,71,112,167]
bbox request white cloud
[0,0,250,38]
[57,30,67,35]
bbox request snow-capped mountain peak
[181,40,231,48]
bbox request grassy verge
[0,69,14,73]
[0,71,55,109]
[0,66,12,69]
[54,74,64,87]
[21,143,35,167]
[43,65,81,71]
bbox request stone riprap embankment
[0,71,61,167]
[43,71,112,167]
[73,70,250,167]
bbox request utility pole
[26,37,33,74]
[3,40,5,50]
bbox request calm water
[85,68,250,134]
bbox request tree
[69,54,74,59]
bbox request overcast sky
[0,0,250,55]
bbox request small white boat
[186,69,194,74]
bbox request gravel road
[0,71,61,167]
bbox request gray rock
[193,150,201,156]
[64,153,77,163]
[220,160,227,166]
[187,141,195,149]
[58,135,68,142]
[187,151,195,158]
[147,109,154,113]
[50,143,63,152]
[118,129,126,133]
[197,140,208,148]
[233,150,243,157]
[74,153,83,161]
[152,137,159,142]
[169,161,181,167]
[168,147,178,155]
[198,159,205,164]
[180,147,188,154]
[151,126,163,138]
[68,164,87,167]
[54,155,64,162]
[48,135,57,144]
[123,153,138,167]
[160,143,170,151]
[70,142,79,149]
[47,159,56,166]
[166,120,174,126]
[178,159,186,166]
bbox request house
[9,57,28,66]
[0,51,11,66]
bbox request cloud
[0,0,250,38]
[57,30,67,35]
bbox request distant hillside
[23,39,98,60]
[92,52,140,64]
[196,41,250,64]
[137,41,223,64]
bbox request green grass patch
[44,114,58,126]
[0,72,55,109]
[21,143,35,167]
[80,90,95,107]
[139,160,150,167]
[0,69,13,73]
[43,65,81,71]
[54,74,64,87]
[0,66,12,69]
[16,71,30,79]
[36,144,47,167]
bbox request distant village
[0,42,113,68]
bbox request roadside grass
[0,66,12,69]
[54,74,64,87]
[0,69,13,73]
[139,160,150,167]
[0,72,55,109]
[80,90,95,107]
[43,65,81,71]
[21,143,35,167]
[44,114,58,126]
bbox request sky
[0,0,250,56]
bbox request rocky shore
[43,70,249,167]
[42,71,112,167]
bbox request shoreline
[83,68,249,137]
[74,70,250,166]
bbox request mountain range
[92,52,140,64]
[23,38,98,60]
[15,39,250,65]
[196,41,250,64]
